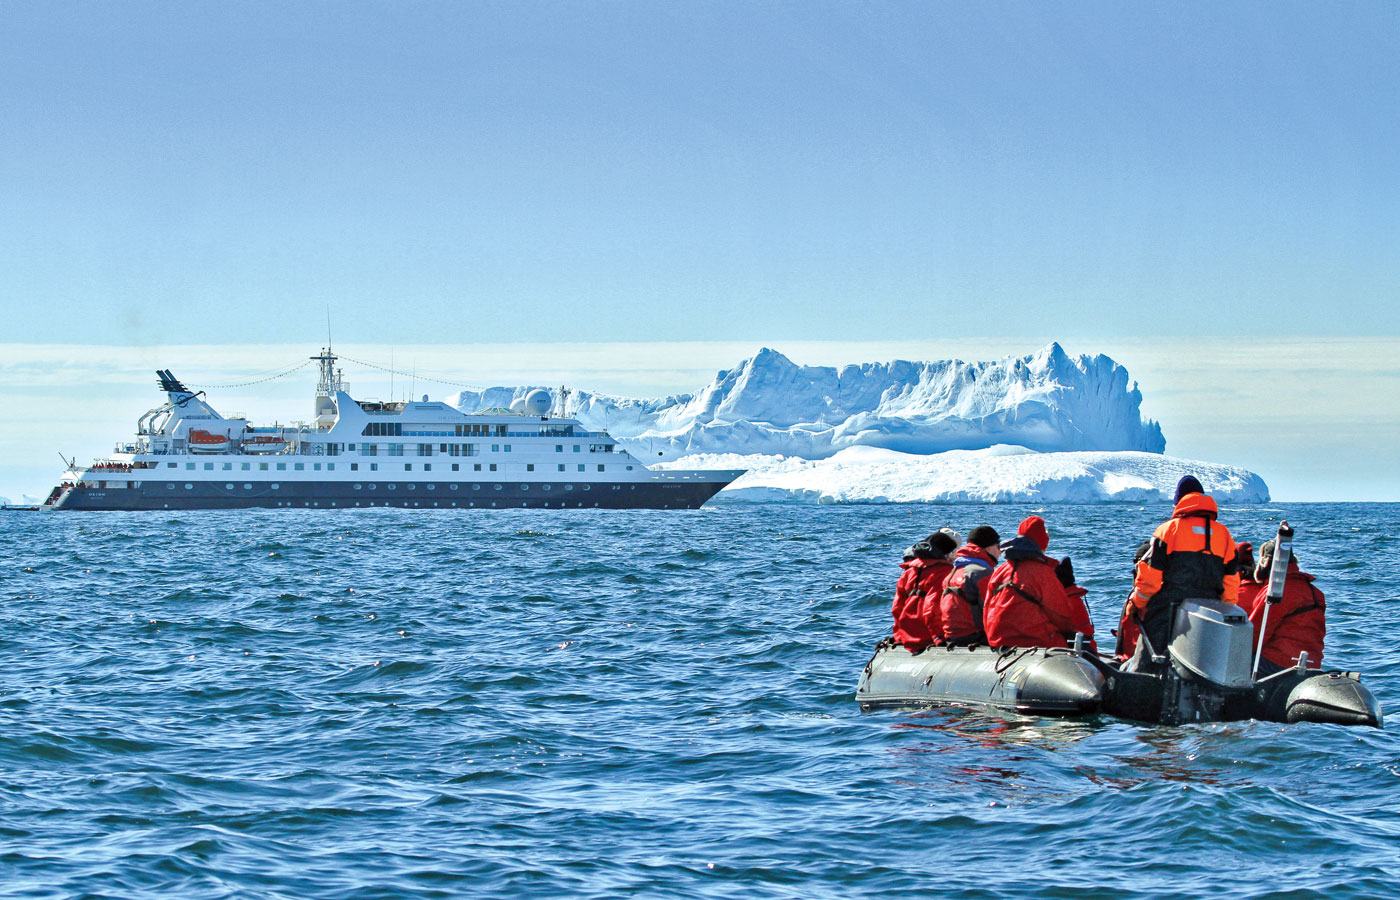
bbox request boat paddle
[1251,520,1295,679]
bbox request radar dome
[522,389,552,416]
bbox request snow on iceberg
[450,343,1164,460]
[655,447,1270,504]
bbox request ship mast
[312,346,343,427]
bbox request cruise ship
[43,349,743,511]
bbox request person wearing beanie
[1234,538,1326,673]
[1018,515,1049,552]
[937,525,1002,645]
[890,530,960,651]
[1126,474,1240,672]
[983,520,1096,652]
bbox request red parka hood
[953,544,997,567]
[900,556,952,573]
[1172,492,1218,520]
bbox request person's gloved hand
[1054,556,1076,588]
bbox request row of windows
[167,461,627,474]
[163,481,602,495]
[306,441,613,456]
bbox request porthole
[472,484,480,491]
[368,483,377,490]
[520,484,529,491]
[542,484,552,492]
[225,483,234,490]
[493,484,502,491]
[449,484,458,491]
[166,483,176,490]
[582,484,591,491]
[184,483,193,489]
[565,485,573,491]
[388,484,398,491]
[354,484,362,490]
[426,484,435,491]
[244,484,252,490]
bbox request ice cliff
[450,343,1166,459]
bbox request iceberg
[654,446,1270,504]
[448,343,1269,503]
[452,342,1164,460]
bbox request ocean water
[1,502,1397,900]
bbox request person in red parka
[891,531,959,651]
[984,516,1097,652]
[1236,538,1326,673]
[938,525,1001,645]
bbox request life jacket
[892,553,952,650]
[939,544,997,643]
[984,537,1097,651]
[1133,492,1240,610]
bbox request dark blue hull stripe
[49,480,730,511]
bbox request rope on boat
[187,360,313,389]
[336,354,489,392]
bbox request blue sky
[1,4,1397,500]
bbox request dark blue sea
[2,503,1397,899]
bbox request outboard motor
[1161,598,1255,723]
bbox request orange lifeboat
[188,429,231,453]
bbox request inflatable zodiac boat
[856,598,1382,727]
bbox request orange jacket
[1131,492,1239,611]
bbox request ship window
[388,444,404,456]
[225,483,234,490]
[578,464,585,472]
[260,463,269,471]
[489,464,497,472]
[491,444,499,453]
[627,466,633,470]
[354,484,361,490]
[185,483,193,489]
[556,445,563,452]
[404,464,412,471]
[388,484,397,491]
[277,463,286,471]
[598,465,605,472]
[348,444,355,450]
[573,445,580,453]
[167,483,175,489]
[582,484,591,491]
[424,464,431,472]
[326,444,339,457]
[244,484,252,490]
[167,462,176,468]
[186,463,194,470]
[370,463,378,471]
[504,444,511,452]
[520,484,529,491]
[368,483,377,490]
[222,463,232,470]
[440,443,448,453]
[450,484,458,490]
[204,463,213,470]
[418,443,433,456]
[362,444,377,456]
[241,463,250,471]
[542,484,551,491]
[408,484,416,491]
[294,463,304,471]
[558,464,565,472]
[271,483,279,489]
[493,484,502,491]
[526,464,534,472]
[564,485,573,491]
[313,463,321,471]
[327,464,334,471]
[427,484,435,490]
[350,463,358,471]
[472,484,480,490]
[473,464,481,471]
